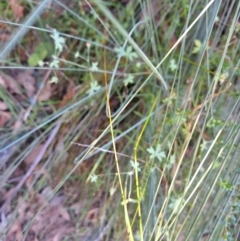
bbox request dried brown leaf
[12,119,23,131]
[4,191,75,241]
[0,101,8,110]
[0,110,12,127]
[16,71,36,97]
[58,206,71,221]
[38,82,52,101]
[52,232,62,241]
[0,34,10,41]
[70,200,87,215]
[0,75,7,88]
[6,220,23,241]
[24,144,45,165]
[9,0,24,19]
[58,83,76,108]
[0,73,21,94]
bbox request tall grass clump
[0,0,239,240]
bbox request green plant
[0,0,240,240]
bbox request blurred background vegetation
[0,0,239,240]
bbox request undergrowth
[0,0,240,240]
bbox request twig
[70,142,142,161]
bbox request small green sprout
[123,74,134,86]
[87,80,101,96]
[192,39,202,54]
[49,58,60,68]
[130,160,141,172]
[115,46,138,61]
[169,59,178,72]
[207,117,223,128]
[147,144,166,162]
[166,154,175,170]
[90,62,99,71]
[219,180,234,191]
[50,29,65,52]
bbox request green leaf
[192,39,202,54]
[123,74,134,86]
[219,180,234,191]
[115,45,138,61]
[28,53,44,67]
[169,59,178,72]
[87,80,101,96]
[166,154,175,170]
[207,117,223,128]
[130,160,141,172]
[28,42,52,67]
[50,29,65,52]
[90,62,99,71]
[50,59,60,68]
[147,144,166,162]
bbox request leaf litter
[9,0,24,19]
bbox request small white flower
[109,187,116,196]
[169,59,178,72]
[74,51,79,58]
[86,42,91,48]
[90,174,98,183]
[136,62,141,68]
[128,171,134,176]
[130,160,141,172]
